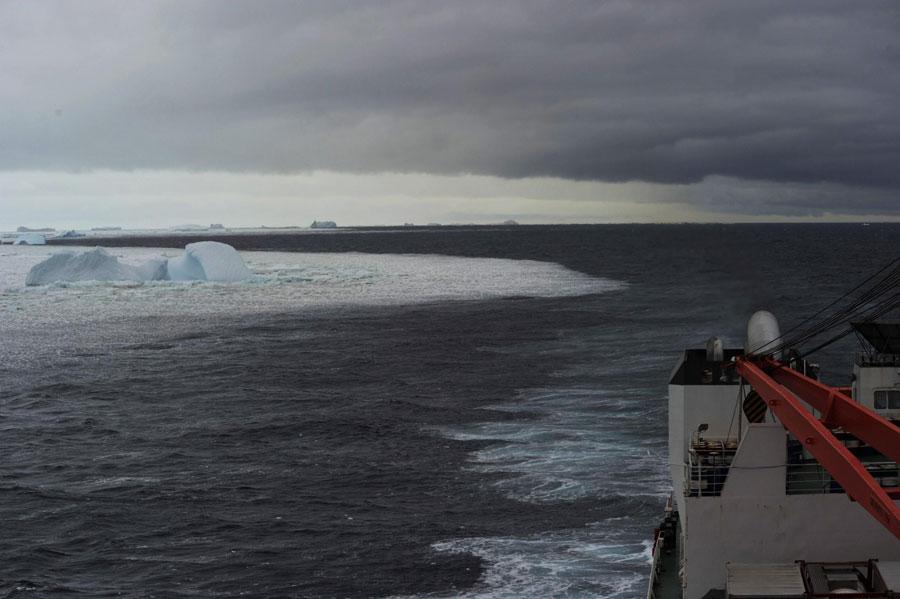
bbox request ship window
[874,389,900,409]
[891,390,900,409]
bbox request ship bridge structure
[659,316,900,599]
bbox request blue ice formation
[25,242,251,286]
[14,233,46,245]
[310,220,337,229]
[55,230,86,239]
[166,241,251,281]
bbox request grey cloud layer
[2,0,898,191]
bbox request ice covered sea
[1,224,894,598]
[2,245,618,374]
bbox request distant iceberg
[168,224,207,232]
[55,230,86,239]
[17,226,55,233]
[25,241,251,286]
[14,233,46,245]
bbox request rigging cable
[746,255,900,359]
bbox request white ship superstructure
[649,313,900,599]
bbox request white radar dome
[746,310,781,358]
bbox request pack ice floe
[25,241,251,286]
[14,233,46,245]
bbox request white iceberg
[24,241,251,286]
[14,233,46,245]
[310,220,337,229]
[166,242,251,282]
[168,224,207,232]
[55,230,86,239]
[134,258,169,281]
[25,247,161,285]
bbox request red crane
[735,356,900,541]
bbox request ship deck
[648,510,682,599]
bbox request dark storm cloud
[685,177,900,218]
[2,1,899,196]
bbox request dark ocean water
[3,224,899,598]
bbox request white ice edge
[2,245,624,327]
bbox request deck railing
[647,529,664,599]
[647,494,675,599]
[687,459,900,496]
[855,351,900,367]
[787,461,899,495]
[685,439,738,497]
[685,463,731,496]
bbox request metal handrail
[685,441,738,497]
[787,460,899,495]
[685,464,732,496]
[686,459,900,497]
[855,351,900,367]
[647,531,664,599]
[647,494,676,599]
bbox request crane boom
[764,359,900,465]
[735,356,900,542]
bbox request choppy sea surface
[1,224,894,598]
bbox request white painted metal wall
[680,424,900,599]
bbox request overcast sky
[1,0,898,228]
